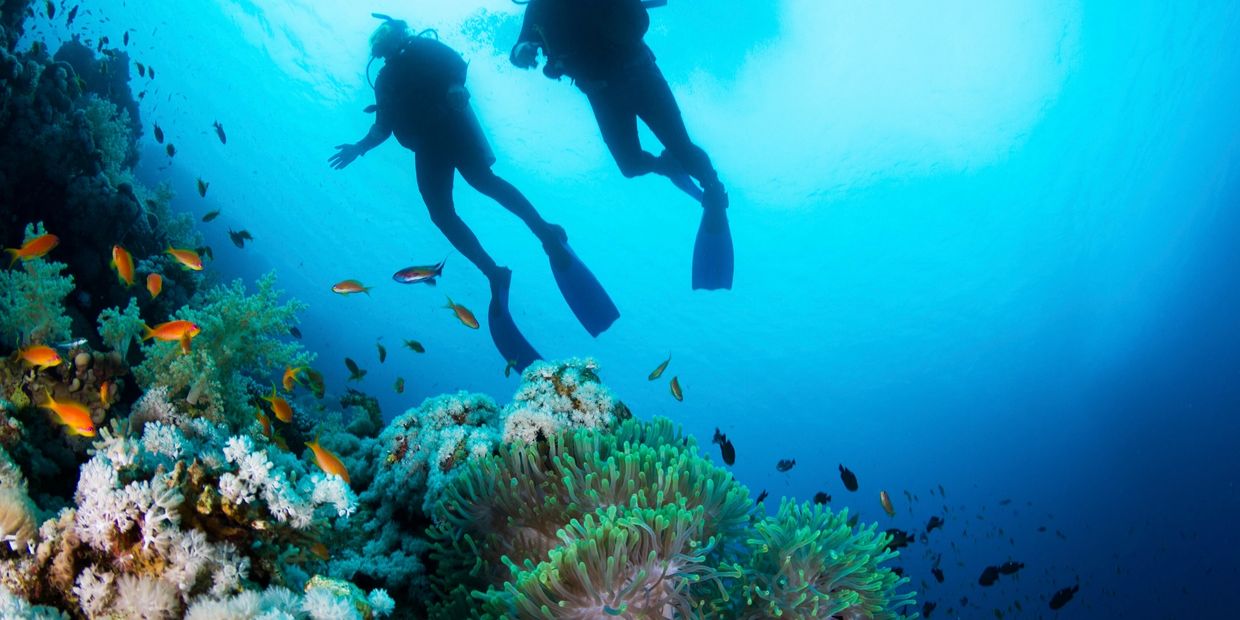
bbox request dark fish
[344,357,366,382]
[755,490,768,504]
[931,567,944,583]
[137,61,146,77]
[922,601,936,618]
[1048,584,1079,610]
[304,368,325,399]
[711,428,735,465]
[839,464,859,491]
[289,326,302,339]
[149,66,155,79]
[997,561,1024,575]
[196,178,209,197]
[95,36,107,52]
[938,484,946,497]
[998,498,1011,506]
[46,0,54,19]
[363,104,379,113]
[846,513,860,528]
[648,354,670,381]
[392,257,446,285]
[124,31,129,46]
[67,6,79,26]
[926,515,945,534]
[669,376,682,401]
[196,245,214,261]
[1037,526,1047,533]
[212,120,227,144]
[166,143,176,157]
[775,458,796,473]
[403,339,424,353]
[153,123,164,143]
[202,209,220,222]
[883,528,915,551]
[978,565,999,587]
[228,229,252,249]
[394,377,405,394]
[813,491,831,504]
[376,342,387,363]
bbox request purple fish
[392,257,446,285]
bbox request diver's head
[369,16,410,59]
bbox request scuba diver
[330,15,619,371]
[509,0,733,290]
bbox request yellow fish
[179,331,193,355]
[262,385,293,423]
[256,410,272,438]
[306,435,350,483]
[166,247,203,271]
[19,344,62,369]
[146,273,163,299]
[5,233,59,266]
[880,490,896,517]
[648,354,671,381]
[444,297,479,329]
[40,390,96,437]
[331,280,371,295]
[111,245,135,286]
[143,320,201,342]
[670,376,683,402]
[99,380,113,410]
[282,366,305,392]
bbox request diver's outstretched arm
[328,123,391,170]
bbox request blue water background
[28,1,1240,616]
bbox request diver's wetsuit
[370,36,555,281]
[513,0,722,193]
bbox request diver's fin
[692,204,734,290]
[488,270,541,372]
[545,233,620,337]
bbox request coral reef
[0,225,74,348]
[501,358,631,443]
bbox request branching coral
[0,224,74,348]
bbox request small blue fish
[392,256,446,285]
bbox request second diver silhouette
[329,15,618,371]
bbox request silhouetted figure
[510,0,733,289]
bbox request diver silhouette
[330,16,618,371]
[510,0,733,290]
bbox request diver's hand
[329,143,363,170]
[446,84,470,110]
[510,42,539,69]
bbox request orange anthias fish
[256,410,272,438]
[19,344,62,369]
[146,273,163,299]
[444,297,479,329]
[331,280,371,296]
[5,233,59,266]
[179,331,193,355]
[110,245,135,286]
[166,247,203,271]
[306,435,350,484]
[262,385,293,423]
[282,366,305,392]
[143,320,201,342]
[880,490,896,517]
[99,381,113,410]
[669,376,683,402]
[39,390,96,437]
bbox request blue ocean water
[25,0,1240,616]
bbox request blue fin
[692,205,733,290]
[546,235,620,337]
[488,270,541,372]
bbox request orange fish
[166,247,203,271]
[262,385,293,423]
[306,435,350,483]
[99,381,113,410]
[39,390,96,437]
[670,376,683,402]
[282,366,305,391]
[19,345,62,369]
[143,320,201,342]
[444,297,479,329]
[331,280,371,295]
[146,273,163,299]
[179,331,193,355]
[5,233,59,266]
[309,542,330,561]
[110,245,135,286]
[880,490,896,517]
[256,410,272,438]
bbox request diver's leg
[459,164,564,247]
[586,89,660,178]
[631,63,725,200]
[415,154,502,281]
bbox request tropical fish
[303,368,325,399]
[648,355,670,381]
[136,61,145,77]
[309,542,329,561]
[39,390,96,437]
[66,5,78,26]
[839,465,859,491]
[110,244,134,286]
[228,229,252,249]
[45,0,53,19]
[5,233,59,266]
[179,331,193,355]
[212,120,227,144]
[1048,584,1079,610]
[149,66,156,79]
[669,376,682,401]
[123,31,129,46]
[142,320,201,342]
[146,273,163,298]
[444,297,478,329]
[332,280,371,296]
[53,338,87,350]
[262,385,293,423]
[926,515,945,534]
[922,601,936,618]
[20,345,62,369]
[997,561,1024,575]
[166,247,203,270]
[879,490,895,517]
[256,410,272,438]
[344,358,366,382]
[978,565,999,587]
[166,143,175,157]
[282,366,305,391]
[711,428,735,465]
[376,342,386,363]
[754,490,768,504]
[152,123,163,143]
[392,257,446,285]
[290,326,302,339]
[99,381,113,410]
[776,458,796,473]
[393,377,405,394]
[403,339,424,353]
[931,567,944,583]
[813,491,831,504]
[196,178,209,197]
[198,246,214,261]
[306,436,350,483]
[202,209,220,222]
[883,528,915,551]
